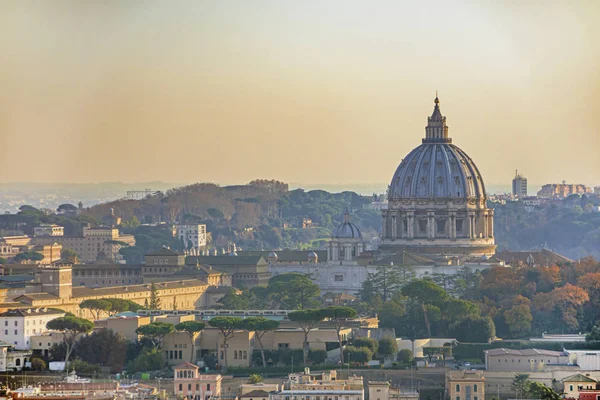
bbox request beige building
[368,381,419,400]
[34,224,64,237]
[484,348,567,372]
[0,341,32,372]
[73,264,143,287]
[30,331,64,358]
[12,263,225,320]
[270,369,364,400]
[446,370,485,400]
[538,183,592,198]
[186,255,270,288]
[33,227,135,263]
[173,362,222,400]
[0,308,65,349]
[94,315,152,341]
[562,374,598,398]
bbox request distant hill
[84,180,381,252]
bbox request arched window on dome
[418,219,428,235]
[352,247,356,257]
[436,219,446,235]
[456,219,464,233]
[339,247,344,258]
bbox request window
[179,384,182,391]
[188,384,192,391]
[570,385,573,392]
[4,321,7,326]
[14,321,17,326]
[234,350,238,359]
[474,385,478,393]
[436,219,446,234]
[334,275,344,282]
[456,385,460,392]
[474,397,478,400]
[207,384,210,391]
[14,330,17,335]
[456,397,460,400]
[179,350,182,359]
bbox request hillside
[83,180,381,254]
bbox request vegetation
[396,349,414,364]
[288,309,326,366]
[79,298,142,320]
[14,251,44,262]
[46,316,94,370]
[378,336,398,357]
[175,321,206,362]
[135,322,174,348]
[149,283,161,310]
[343,346,373,364]
[247,374,264,384]
[243,317,280,368]
[322,306,357,363]
[208,316,244,371]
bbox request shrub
[397,349,414,364]
[31,358,47,371]
[378,336,398,356]
[308,349,327,364]
[71,360,100,376]
[353,337,378,354]
[343,346,373,364]
[126,348,163,374]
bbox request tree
[46,316,94,370]
[175,321,206,362]
[360,264,403,301]
[76,328,128,373]
[105,298,143,315]
[528,382,561,400]
[248,374,264,384]
[322,306,357,363]
[31,357,47,371]
[397,349,414,364]
[61,249,79,262]
[586,324,600,341]
[57,204,78,213]
[217,287,250,309]
[511,374,531,399]
[135,322,174,348]
[378,336,398,357]
[243,317,280,368]
[288,309,326,366]
[504,305,533,337]
[402,279,449,337]
[14,251,44,262]
[343,346,372,364]
[449,316,496,343]
[79,299,112,320]
[353,337,379,354]
[149,283,161,309]
[267,273,320,309]
[208,316,244,371]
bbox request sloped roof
[485,348,564,357]
[241,390,270,398]
[238,250,328,263]
[495,249,573,266]
[174,362,199,369]
[186,255,266,266]
[146,248,181,256]
[376,251,436,266]
[563,374,597,383]
[0,308,65,317]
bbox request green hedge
[454,341,600,363]
[251,349,327,367]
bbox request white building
[33,224,64,237]
[175,224,207,250]
[0,308,65,349]
[126,189,155,200]
[0,341,32,372]
[566,350,600,371]
[512,170,528,197]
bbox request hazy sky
[0,1,598,189]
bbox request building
[30,331,64,358]
[0,340,32,372]
[241,390,270,400]
[512,170,528,197]
[175,224,207,250]
[381,96,496,258]
[0,308,65,349]
[186,255,270,288]
[565,350,600,371]
[270,369,364,400]
[367,381,419,400]
[173,362,222,400]
[240,383,281,396]
[32,227,135,263]
[446,370,485,400]
[11,263,225,319]
[127,189,155,200]
[537,183,592,198]
[73,264,143,287]
[484,348,568,372]
[562,374,598,398]
[33,224,64,237]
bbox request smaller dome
[228,251,238,256]
[267,251,278,262]
[333,210,362,239]
[308,251,319,262]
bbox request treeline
[494,193,600,258]
[358,257,600,341]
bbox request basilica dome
[332,210,362,239]
[381,95,496,257]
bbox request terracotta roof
[495,249,573,266]
[174,362,199,369]
[240,390,270,398]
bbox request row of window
[218,350,248,360]
[456,384,478,392]
[166,350,183,360]
[496,358,553,363]
[177,383,211,392]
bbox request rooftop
[485,348,564,357]
[0,308,65,317]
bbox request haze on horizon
[0,1,598,187]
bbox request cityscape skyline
[0,1,599,186]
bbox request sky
[0,1,598,190]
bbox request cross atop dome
[424,93,451,144]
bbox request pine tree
[149,283,161,310]
[172,295,178,310]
